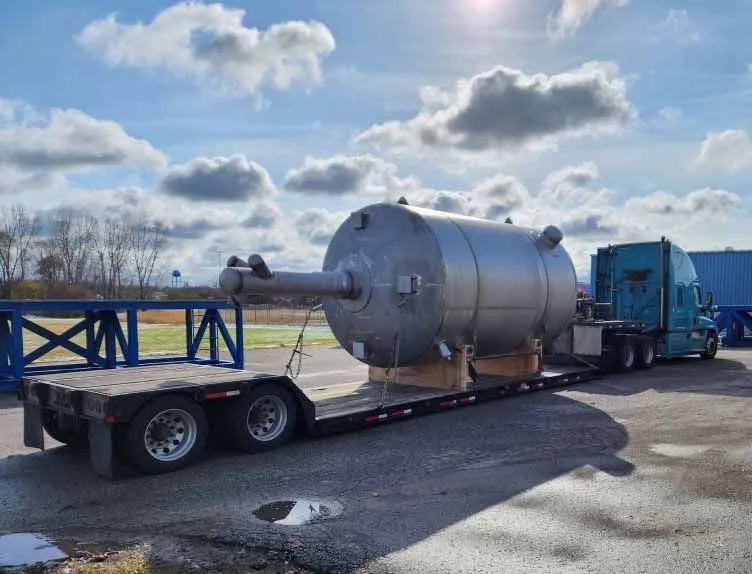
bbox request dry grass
[45,548,190,574]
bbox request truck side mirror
[704,291,714,308]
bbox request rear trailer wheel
[229,384,297,453]
[700,333,718,360]
[123,395,208,474]
[611,336,637,373]
[636,336,656,370]
[41,411,88,448]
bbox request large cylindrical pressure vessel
[219,202,577,368]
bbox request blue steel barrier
[0,300,244,392]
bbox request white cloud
[696,129,752,172]
[243,200,283,228]
[658,107,683,122]
[657,9,700,44]
[539,161,610,204]
[624,188,742,215]
[283,154,417,196]
[0,104,167,172]
[159,154,276,202]
[547,0,630,40]
[76,1,336,98]
[356,61,635,158]
[294,207,347,246]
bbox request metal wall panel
[687,250,752,306]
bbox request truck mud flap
[88,422,115,480]
[23,403,45,450]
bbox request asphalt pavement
[1,346,751,573]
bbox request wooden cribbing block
[474,339,540,378]
[368,346,473,391]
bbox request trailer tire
[41,411,88,449]
[635,336,656,370]
[611,336,637,373]
[700,332,718,360]
[229,383,297,453]
[123,395,208,474]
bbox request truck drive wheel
[123,395,209,474]
[228,383,297,453]
[636,336,656,370]
[611,336,636,373]
[700,333,718,360]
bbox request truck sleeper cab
[589,237,718,367]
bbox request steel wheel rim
[247,396,287,442]
[707,337,716,354]
[143,408,198,462]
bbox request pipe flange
[335,255,373,313]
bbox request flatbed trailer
[18,360,600,479]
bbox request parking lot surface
[1,347,751,573]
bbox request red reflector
[438,401,452,408]
[205,391,226,400]
[392,410,403,417]
[105,415,116,424]
[364,413,388,423]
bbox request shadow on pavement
[582,353,752,398]
[1,390,634,571]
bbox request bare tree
[0,204,41,298]
[92,218,132,299]
[50,208,98,284]
[130,219,168,299]
[35,238,64,285]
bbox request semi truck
[554,236,719,372]
[17,202,718,478]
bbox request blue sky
[0,0,751,283]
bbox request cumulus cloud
[356,61,634,156]
[547,0,630,40]
[0,166,65,195]
[76,1,336,98]
[283,154,416,196]
[696,129,752,172]
[559,212,619,237]
[0,103,166,173]
[539,161,606,203]
[243,200,282,228]
[404,189,476,216]
[294,208,345,245]
[657,9,700,44]
[625,188,742,215]
[475,173,530,218]
[54,187,242,239]
[159,154,275,202]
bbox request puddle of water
[0,533,68,567]
[253,499,342,525]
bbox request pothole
[252,500,343,525]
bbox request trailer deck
[22,362,599,423]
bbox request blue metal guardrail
[0,300,244,393]
[713,305,752,348]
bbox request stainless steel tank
[219,201,577,368]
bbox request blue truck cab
[590,237,718,362]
